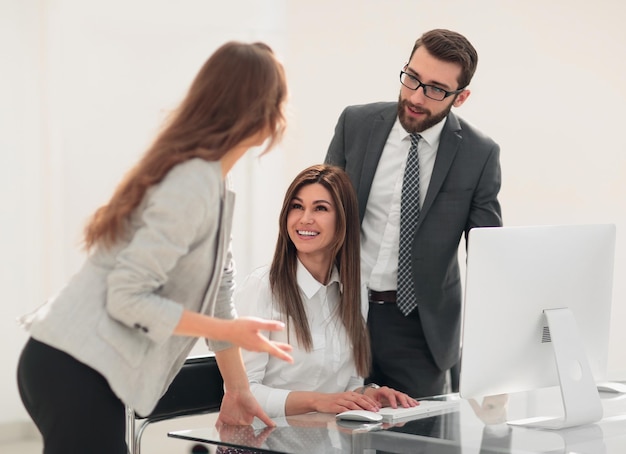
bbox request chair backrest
[139,354,224,422]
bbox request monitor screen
[459,224,616,428]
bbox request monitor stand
[508,308,603,429]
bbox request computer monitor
[459,224,616,429]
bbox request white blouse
[235,260,364,417]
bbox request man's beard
[397,94,453,133]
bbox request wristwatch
[359,383,380,394]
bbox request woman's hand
[222,317,293,363]
[175,311,293,363]
[310,391,381,414]
[285,386,417,416]
[365,386,418,409]
[217,387,276,427]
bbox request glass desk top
[169,389,626,453]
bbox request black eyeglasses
[399,70,464,101]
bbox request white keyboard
[378,399,459,422]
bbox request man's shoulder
[451,113,498,147]
[343,101,396,116]
[338,102,397,129]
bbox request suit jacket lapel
[358,104,397,222]
[419,112,462,225]
[199,187,235,314]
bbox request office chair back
[126,354,224,454]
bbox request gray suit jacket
[325,102,502,371]
[21,158,236,416]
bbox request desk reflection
[215,413,357,453]
[213,410,461,454]
[366,410,461,454]
[470,394,608,454]
[468,394,513,453]
[169,390,626,453]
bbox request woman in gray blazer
[16,41,293,454]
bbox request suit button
[133,323,141,329]
[141,326,149,333]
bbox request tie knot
[410,133,421,148]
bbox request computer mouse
[335,409,383,422]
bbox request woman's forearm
[214,346,250,392]
[284,391,322,415]
[173,309,228,339]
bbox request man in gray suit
[325,29,502,398]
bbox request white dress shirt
[235,260,364,417]
[361,117,445,297]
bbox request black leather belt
[368,289,397,304]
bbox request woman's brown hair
[269,164,371,377]
[84,41,287,250]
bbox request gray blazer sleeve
[106,161,217,345]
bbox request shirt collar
[395,114,447,150]
[296,259,341,299]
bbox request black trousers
[17,338,127,454]
[367,302,446,398]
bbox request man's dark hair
[410,29,478,89]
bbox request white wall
[2,0,46,427]
[2,0,625,426]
